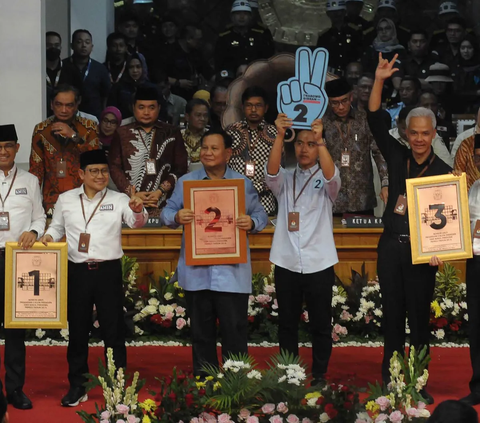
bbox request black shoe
[311,377,327,388]
[460,392,480,406]
[420,388,434,405]
[7,389,32,410]
[61,387,88,407]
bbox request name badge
[57,160,66,178]
[146,159,157,176]
[245,160,255,177]
[288,211,299,232]
[0,212,10,231]
[474,220,480,239]
[15,188,27,195]
[100,204,114,211]
[437,126,447,132]
[341,151,350,168]
[394,195,407,215]
[78,233,91,253]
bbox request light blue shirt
[265,163,341,274]
[387,102,405,128]
[161,166,268,293]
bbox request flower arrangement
[357,346,431,422]
[77,348,145,423]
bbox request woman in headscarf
[453,34,480,113]
[362,18,406,98]
[99,106,122,152]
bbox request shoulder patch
[219,30,232,37]
[251,28,265,34]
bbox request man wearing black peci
[367,54,452,404]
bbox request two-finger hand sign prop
[277,47,329,131]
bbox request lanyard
[407,153,435,179]
[108,60,126,83]
[79,189,107,232]
[71,57,92,82]
[334,120,352,149]
[0,169,17,211]
[46,61,62,87]
[293,167,320,207]
[138,128,156,159]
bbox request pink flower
[190,419,199,423]
[286,415,299,423]
[277,402,289,413]
[417,402,426,410]
[340,310,353,321]
[302,311,309,323]
[264,284,275,294]
[356,420,369,423]
[218,413,232,423]
[176,318,187,330]
[332,332,340,342]
[165,311,175,320]
[199,413,217,423]
[116,404,130,415]
[365,315,373,324]
[100,411,111,420]
[262,403,276,414]
[389,411,404,422]
[249,295,255,303]
[238,409,251,420]
[375,396,391,411]
[256,294,272,304]
[175,306,186,316]
[269,416,283,423]
[406,408,418,418]
[117,420,126,423]
[127,416,139,423]
[333,324,347,335]
[375,414,388,422]
[100,420,109,423]
[247,417,259,423]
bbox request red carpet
[3,345,478,422]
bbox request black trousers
[466,256,480,393]
[275,265,334,379]
[0,253,26,394]
[377,233,437,384]
[67,260,126,389]
[185,290,248,376]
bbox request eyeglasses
[0,143,16,151]
[244,103,265,110]
[101,118,118,126]
[86,168,110,176]
[330,98,351,108]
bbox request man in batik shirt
[109,85,187,216]
[226,86,278,215]
[30,84,100,216]
[323,78,388,215]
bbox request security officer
[316,0,363,76]
[431,1,461,50]
[345,0,373,34]
[214,1,275,74]
[0,125,46,410]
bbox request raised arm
[369,53,399,113]
[267,113,291,176]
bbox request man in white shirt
[40,149,147,407]
[265,114,341,386]
[451,107,479,160]
[0,125,46,410]
[461,135,480,407]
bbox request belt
[70,259,119,270]
[384,231,410,244]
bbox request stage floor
[6,345,477,421]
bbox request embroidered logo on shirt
[313,179,324,190]
[100,204,114,211]
[15,188,27,195]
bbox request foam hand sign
[277,47,329,130]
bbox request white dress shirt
[265,163,341,274]
[469,179,480,255]
[0,165,46,248]
[389,127,453,167]
[451,126,478,161]
[46,185,147,262]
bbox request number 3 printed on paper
[277,47,329,130]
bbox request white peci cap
[378,0,397,10]
[438,1,459,15]
[231,1,252,12]
[326,0,347,11]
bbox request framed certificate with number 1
[183,179,247,266]
[5,242,68,329]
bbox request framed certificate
[5,242,68,329]
[406,173,472,265]
[183,179,247,266]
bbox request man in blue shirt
[161,129,268,375]
[265,114,341,386]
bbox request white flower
[278,375,287,383]
[460,301,467,309]
[271,311,278,317]
[373,309,383,317]
[134,325,144,335]
[217,373,224,379]
[417,409,431,418]
[465,313,469,321]
[60,328,69,340]
[434,329,445,340]
[164,292,174,301]
[142,305,158,315]
[306,398,318,407]
[319,413,330,422]
[148,298,160,306]
[35,329,46,339]
[132,313,142,322]
[246,370,262,380]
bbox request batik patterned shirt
[226,119,278,215]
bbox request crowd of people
[1,0,480,419]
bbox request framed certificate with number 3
[183,179,247,266]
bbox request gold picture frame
[5,242,68,329]
[406,173,472,265]
[183,179,247,266]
